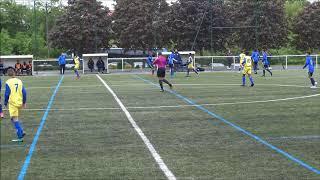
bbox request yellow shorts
[243,67,252,75]
[9,104,21,117]
[188,64,194,69]
[74,65,79,70]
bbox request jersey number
[15,84,18,92]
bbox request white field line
[111,83,310,88]
[96,75,176,180]
[267,135,320,140]
[0,83,309,91]
[16,93,320,112]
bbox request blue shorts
[308,72,314,78]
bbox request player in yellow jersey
[241,51,254,87]
[186,53,199,77]
[239,49,246,72]
[73,55,80,79]
[4,68,27,142]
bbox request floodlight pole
[33,0,38,59]
[254,0,259,49]
[45,1,50,58]
[210,0,213,52]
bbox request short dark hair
[7,68,15,77]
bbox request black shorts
[169,64,174,68]
[157,67,166,78]
[308,72,313,78]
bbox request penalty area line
[96,75,176,180]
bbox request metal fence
[32,54,319,74]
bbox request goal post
[82,53,108,74]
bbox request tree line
[1,0,319,57]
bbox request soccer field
[1,70,319,179]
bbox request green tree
[12,32,33,55]
[0,29,14,55]
[113,0,169,50]
[49,0,112,54]
[293,1,320,51]
[0,0,31,36]
[166,0,231,51]
[227,0,288,50]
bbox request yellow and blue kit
[4,77,26,139]
[242,56,252,75]
[4,78,27,117]
[239,53,246,66]
[241,56,254,86]
[74,56,80,78]
[74,56,80,70]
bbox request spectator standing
[58,52,66,75]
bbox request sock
[249,76,254,85]
[170,68,174,77]
[194,69,199,74]
[187,69,190,76]
[13,120,23,138]
[242,76,246,85]
[0,104,2,113]
[267,69,272,76]
[311,78,315,86]
[152,69,154,75]
[162,79,171,86]
[263,70,265,76]
[75,70,80,77]
[159,80,164,90]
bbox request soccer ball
[315,82,318,85]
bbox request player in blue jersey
[262,49,272,77]
[4,68,27,142]
[251,49,260,74]
[168,50,176,78]
[303,52,317,88]
[0,78,3,118]
[241,51,254,87]
[146,51,155,75]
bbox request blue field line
[135,75,320,175]
[17,76,64,180]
